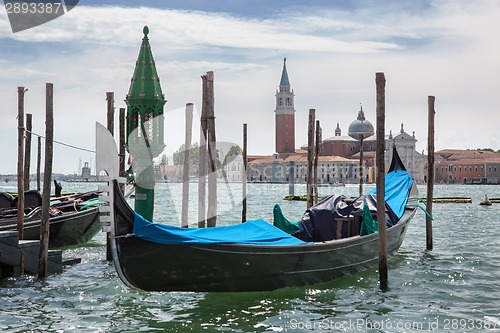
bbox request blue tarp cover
[367,169,413,218]
[133,213,308,246]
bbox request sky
[0,0,499,175]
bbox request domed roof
[348,106,374,140]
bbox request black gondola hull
[111,180,415,292]
[0,207,100,248]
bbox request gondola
[96,123,418,292]
[0,192,101,248]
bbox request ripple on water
[1,183,500,332]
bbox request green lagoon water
[1,181,499,332]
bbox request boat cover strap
[132,213,308,246]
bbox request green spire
[126,25,166,105]
[125,25,166,153]
[279,57,290,87]
[125,26,166,223]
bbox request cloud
[0,1,499,175]
[2,5,402,54]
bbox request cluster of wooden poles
[179,71,249,228]
[15,87,128,270]
[16,84,54,278]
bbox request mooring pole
[106,92,114,136]
[24,113,32,191]
[39,83,54,278]
[314,119,320,204]
[206,71,217,227]
[288,161,295,196]
[198,74,208,228]
[359,135,365,197]
[181,103,194,228]
[105,92,115,261]
[376,72,388,290]
[119,107,126,193]
[242,123,247,222]
[306,109,315,208]
[36,136,41,192]
[17,87,26,240]
[426,96,435,251]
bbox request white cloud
[0,1,499,175]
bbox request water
[1,182,500,332]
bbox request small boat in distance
[479,194,492,206]
[96,123,418,292]
[318,180,345,187]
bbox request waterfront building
[434,149,500,184]
[246,154,358,184]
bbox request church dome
[348,107,374,140]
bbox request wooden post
[181,103,194,228]
[426,96,435,251]
[206,71,217,227]
[375,72,388,290]
[39,83,54,278]
[306,109,315,208]
[242,123,247,222]
[359,136,365,197]
[24,113,32,191]
[288,161,295,196]
[105,92,114,261]
[106,92,114,136]
[198,75,208,228]
[314,119,320,204]
[17,87,26,240]
[36,136,41,191]
[119,107,126,193]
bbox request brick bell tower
[275,58,295,154]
